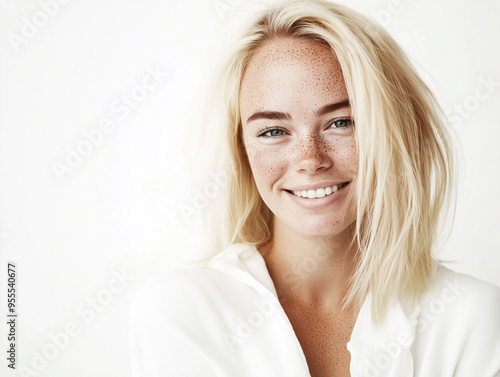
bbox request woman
[130,0,500,376]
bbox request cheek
[245,143,287,190]
[332,136,358,174]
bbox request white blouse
[130,243,500,377]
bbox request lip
[286,181,350,192]
[284,182,351,210]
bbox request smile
[287,183,349,199]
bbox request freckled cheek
[245,145,288,190]
[331,137,358,174]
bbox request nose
[293,134,332,173]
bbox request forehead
[239,38,347,117]
[245,37,339,68]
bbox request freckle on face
[239,38,358,238]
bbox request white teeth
[292,184,346,198]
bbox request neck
[260,219,357,311]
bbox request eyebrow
[315,100,350,117]
[246,99,350,124]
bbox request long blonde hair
[188,0,456,321]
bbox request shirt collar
[207,242,420,377]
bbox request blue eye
[330,119,353,128]
[258,128,286,137]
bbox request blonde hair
[189,0,456,321]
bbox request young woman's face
[240,38,358,238]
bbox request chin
[284,215,356,239]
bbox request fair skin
[240,37,360,377]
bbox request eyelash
[256,126,287,138]
[256,118,354,138]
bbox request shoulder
[418,265,500,332]
[129,267,226,376]
[129,266,237,357]
[131,266,233,321]
[129,246,277,373]
[423,265,500,323]
[413,265,500,375]
[130,243,266,325]
[134,266,219,301]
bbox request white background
[0,0,499,376]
